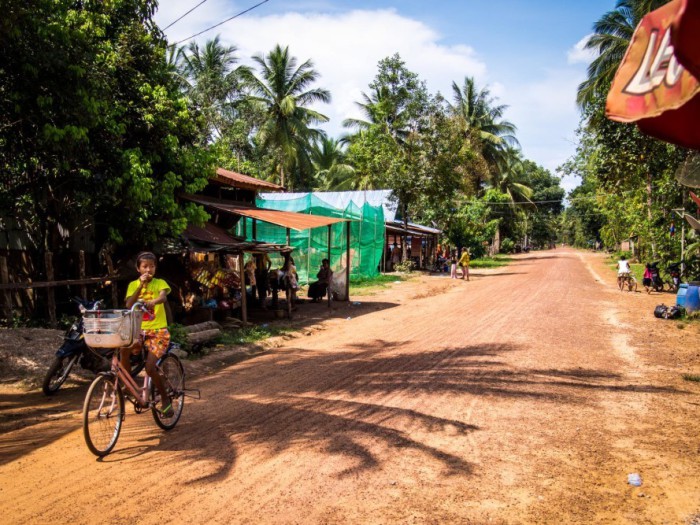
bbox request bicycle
[81,302,186,457]
[618,272,637,292]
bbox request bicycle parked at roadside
[81,302,186,457]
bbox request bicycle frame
[111,347,153,408]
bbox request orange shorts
[141,328,170,359]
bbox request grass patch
[682,374,700,383]
[350,274,407,295]
[216,325,293,346]
[470,255,513,269]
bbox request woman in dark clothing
[308,259,333,302]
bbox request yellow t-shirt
[458,252,470,266]
[126,277,171,330]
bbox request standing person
[616,255,631,288]
[642,263,653,293]
[308,258,333,302]
[391,243,401,271]
[244,257,257,304]
[123,251,173,417]
[450,250,458,279]
[458,247,471,281]
[255,253,271,308]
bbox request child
[124,251,173,417]
[643,263,653,293]
[458,247,470,281]
[450,250,457,279]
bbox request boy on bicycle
[616,255,631,287]
[123,251,173,417]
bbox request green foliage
[168,323,191,352]
[469,255,513,269]
[500,238,515,254]
[393,259,415,273]
[0,0,212,251]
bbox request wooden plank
[0,256,11,320]
[239,253,247,324]
[103,251,120,308]
[0,276,123,290]
[79,250,87,299]
[45,251,57,327]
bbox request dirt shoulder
[1,249,699,524]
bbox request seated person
[308,259,333,302]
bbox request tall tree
[178,36,249,142]
[0,0,210,254]
[240,44,330,189]
[310,136,356,191]
[450,76,519,186]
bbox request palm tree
[310,136,356,191]
[178,36,249,141]
[493,148,534,205]
[342,85,410,143]
[241,44,331,189]
[576,0,667,110]
[449,77,519,185]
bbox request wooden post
[0,256,11,321]
[286,280,292,319]
[79,250,87,299]
[104,251,119,308]
[252,219,257,241]
[238,253,247,324]
[286,227,291,248]
[345,221,350,302]
[45,251,57,327]
[327,225,332,308]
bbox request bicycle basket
[83,309,143,348]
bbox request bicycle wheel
[42,354,79,395]
[151,354,185,431]
[628,278,638,292]
[83,374,124,457]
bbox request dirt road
[1,248,699,524]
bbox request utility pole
[672,208,686,273]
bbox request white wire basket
[83,309,143,348]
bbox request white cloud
[155,3,587,190]
[156,6,488,137]
[567,34,596,65]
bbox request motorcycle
[42,298,145,395]
[667,261,682,293]
[646,262,665,293]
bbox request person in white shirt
[617,255,631,287]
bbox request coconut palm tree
[241,44,331,189]
[449,77,519,184]
[310,136,356,191]
[342,85,410,143]
[178,36,249,141]
[576,0,667,110]
[493,148,534,206]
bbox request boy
[616,255,631,288]
[124,251,173,416]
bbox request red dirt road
[1,248,699,524]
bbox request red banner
[606,0,700,149]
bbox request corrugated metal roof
[182,194,351,231]
[213,168,283,192]
[183,223,241,246]
[183,222,292,253]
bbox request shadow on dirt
[135,340,689,483]
[0,386,85,465]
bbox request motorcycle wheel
[42,355,79,395]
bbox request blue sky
[155,0,617,192]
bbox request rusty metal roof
[212,168,284,192]
[182,194,351,231]
[183,222,292,253]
